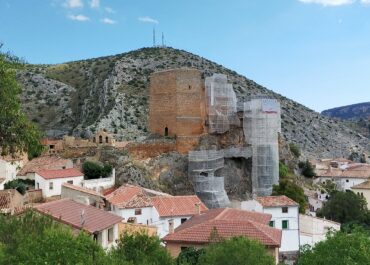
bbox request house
[106,184,156,225]
[163,208,281,264]
[314,161,370,191]
[35,168,84,198]
[351,180,370,210]
[240,196,300,256]
[61,183,106,208]
[36,199,122,248]
[299,214,340,247]
[106,184,208,238]
[151,195,208,238]
[0,189,24,215]
[17,156,73,180]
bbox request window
[67,180,73,184]
[282,220,289,229]
[106,136,109,143]
[181,218,187,224]
[346,179,349,183]
[164,127,169,136]
[282,207,288,213]
[99,135,103,144]
[134,209,142,215]
[49,182,53,190]
[269,221,275,227]
[108,227,114,243]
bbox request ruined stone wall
[127,141,176,159]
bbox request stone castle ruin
[149,69,281,208]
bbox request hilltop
[322,102,370,120]
[16,47,370,159]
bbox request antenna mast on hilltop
[153,27,156,47]
[162,32,165,47]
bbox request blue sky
[1,0,369,112]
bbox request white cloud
[361,0,370,5]
[299,0,354,6]
[101,18,116,24]
[90,0,99,8]
[138,16,159,24]
[64,0,84,9]
[68,14,90,21]
[105,6,115,13]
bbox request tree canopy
[297,229,370,265]
[0,45,43,159]
[197,236,275,265]
[272,178,307,213]
[82,161,113,179]
[316,190,370,229]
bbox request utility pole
[162,32,164,47]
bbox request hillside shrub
[82,161,112,179]
[289,143,300,158]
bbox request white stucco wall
[82,169,115,191]
[241,200,300,253]
[317,176,368,191]
[299,214,340,247]
[262,206,300,253]
[111,206,154,225]
[110,205,191,239]
[96,223,120,249]
[0,159,21,190]
[35,174,84,197]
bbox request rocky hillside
[322,102,370,120]
[17,47,370,159]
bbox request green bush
[289,143,301,158]
[299,160,315,178]
[279,161,289,178]
[82,161,112,179]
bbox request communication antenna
[162,32,164,47]
[153,27,156,47]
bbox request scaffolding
[243,98,281,196]
[188,150,230,208]
[205,74,239,134]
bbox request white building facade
[299,214,340,247]
[35,168,84,198]
[240,196,300,254]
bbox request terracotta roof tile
[105,185,153,209]
[163,208,281,247]
[317,164,370,179]
[36,198,122,233]
[19,156,72,176]
[151,196,208,217]
[351,180,370,189]
[36,168,83,180]
[256,196,299,207]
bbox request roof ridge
[247,219,281,245]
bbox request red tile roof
[256,196,299,208]
[36,168,83,180]
[163,208,281,247]
[18,156,72,176]
[351,180,370,189]
[151,196,208,217]
[36,198,122,233]
[105,185,153,209]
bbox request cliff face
[17,47,370,159]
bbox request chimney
[168,219,174,234]
[195,202,201,215]
[80,209,86,226]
